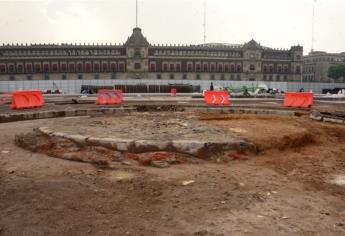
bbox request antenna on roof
[311,0,317,52]
[203,0,207,43]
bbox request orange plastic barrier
[204,90,230,105]
[283,92,313,108]
[11,90,44,109]
[97,89,123,105]
[171,88,177,97]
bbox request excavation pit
[14,111,344,169]
[15,112,259,168]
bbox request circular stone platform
[15,112,257,167]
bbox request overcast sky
[0,0,344,54]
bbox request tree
[328,64,345,81]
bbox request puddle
[330,175,345,186]
[107,171,136,182]
[229,128,247,134]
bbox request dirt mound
[199,113,345,196]
[199,114,315,151]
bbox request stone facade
[303,51,345,82]
[0,28,303,82]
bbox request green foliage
[328,64,345,81]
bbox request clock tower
[124,27,150,78]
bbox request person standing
[210,82,214,91]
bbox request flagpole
[136,0,138,28]
[311,0,316,51]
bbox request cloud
[0,0,344,53]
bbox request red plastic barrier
[97,89,123,105]
[171,88,177,97]
[11,90,44,109]
[204,90,230,105]
[284,92,313,108]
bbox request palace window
[8,65,15,73]
[224,64,229,72]
[26,64,32,73]
[203,64,208,72]
[85,63,92,72]
[94,64,100,72]
[102,63,108,72]
[218,64,223,72]
[187,64,193,72]
[61,64,67,72]
[62,74,67,80]
[118,63,125,72]
[78,74,83,80]
[111,63,117,72]
[157,74,161,79]
[263,66,267,73]
[0,64,6,73]
[196,64,201,72]
[52,64,59,72]
[176,64,181,72]
[134,48,141,57]
[17,65,23,73]
[269,66,274,73]
[170,74,174,79]
[69,64,75,73]
[296,66,301,73]
[196,74,201,80]
[77,63,83,72]
[250,64,255,71]
[35,64,41,73]
[169,64,174,72]
[282,66,287,73]
[210,64,215,72]
[150,64,156,72]
[182,74,187,80]
[230,64,235,72]
[277,66,282,73]
[163,64,168,72]
[134,63,141,70]
[43,64,50,73]
[236,65,242,72]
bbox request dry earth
[0,112,345,235]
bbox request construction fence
[0,79,345,94]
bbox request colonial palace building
[0,28,303,82]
